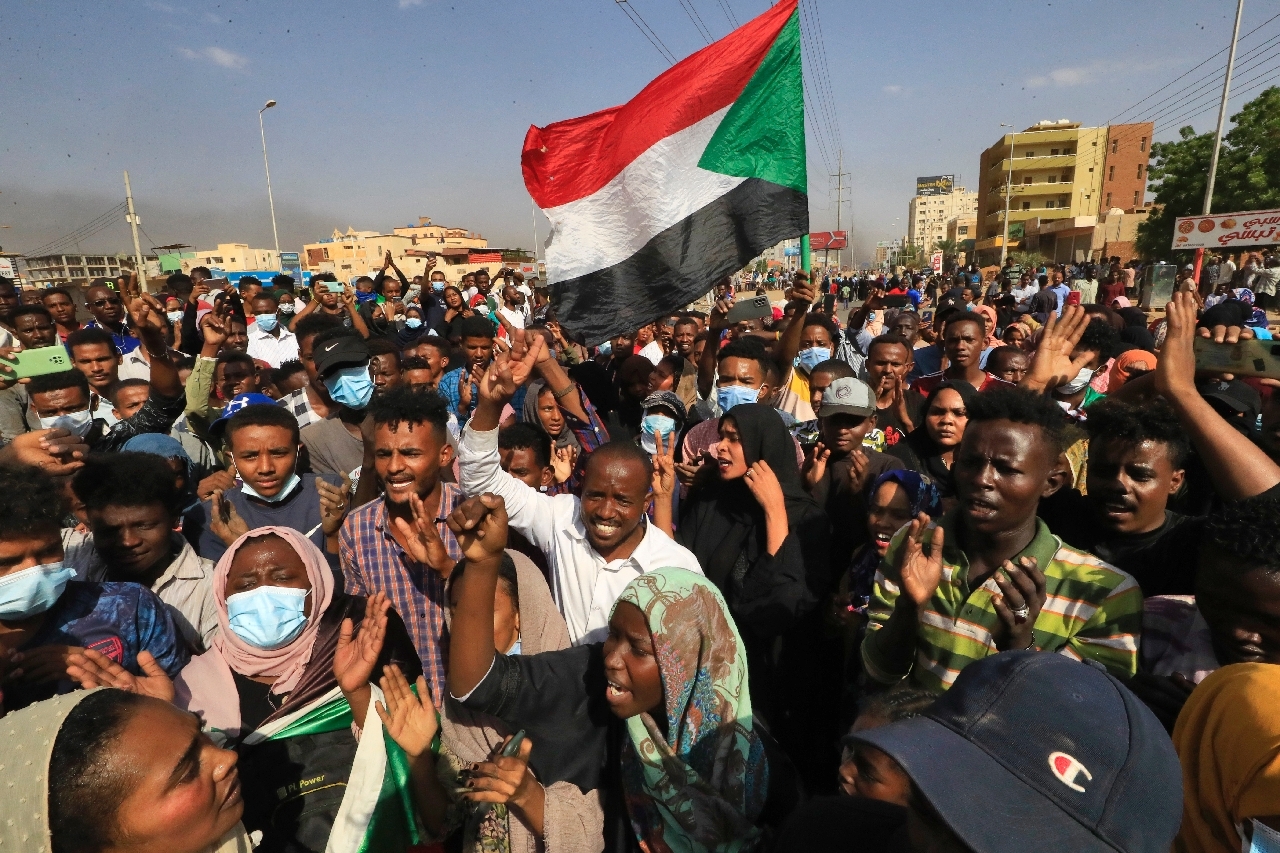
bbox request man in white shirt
[1216,254,1237,286]
[496,285,527,331]
[459,342,702,644]
[245,292,299,368]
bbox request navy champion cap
[854,652,1183,853]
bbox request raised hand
[789,271,818,306]
[478,355,518,406]
[743,458,786,515]
[376,664,438,759]
[551,444,577,485]
[210,490,249,546]
[334,592,390,695]
[317,473,352,537]
[650,430,676,497]
[200,309,229,351]
[989,556,1046,652]
[66,648,175,702]
[445,493,509,564]
[891,375,915,431]
[1021,304,1091,392]
[848,448,871,494]
[457,367,474,412]
[896,513,944,607]
[1157,290,1199,398]
[391,492,454,572]
[509,334,544,387]
[803,441,831,491]
[129,293,169,337]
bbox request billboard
[916,175,955,197]
[1173,209,1280,250]
[809,231,848,250]
[931,252,944,273]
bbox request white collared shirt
[246,324,299,368]
[118,347,152,382]
[459,424,703,644]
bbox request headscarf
[0,689,255,853]
[894,381,978,498]
[209,526,334,694]
[1112,295,1132,308]
[1173,663,1280,853]
[680,403,822,589]
[1233,287,1256,306]
[1107,350,1157,390]
[614,568,768,853]
[522,378,582,452]
[845,470,942,612]
[122,432,200,512]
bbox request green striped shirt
[862,511,1143,692]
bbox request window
[1088,167,1094,172]
[322,248,330,260]
[1025,151,1036,157]
[1051,148,1060,156]
[1106,193,1112,207]
[1024,176,1033,184]
[1022,202,1032,210]
[1137,164,1145,179]
[958,226,969,235]
[1140,136,1147,152]
[1109,165,1115,180]
[1134,190,1141,206]
[1046,200,1056,209]
[1111,139,1118,153]
[1048,175,1057,183]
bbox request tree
[1009,249,1048,271]
[1138,86,1280,260]
[932,238,961,271]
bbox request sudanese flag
[523,0,807,345]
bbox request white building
[908,187,978,252]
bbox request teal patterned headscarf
[613,567,768,853]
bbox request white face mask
[1056,366,1095,396]
[39,408,94,437]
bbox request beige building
[180,243,279,273]
[973,119,1153,261]
[23,253,157,287]
[946,216,976,244]
[301,217,536,284]
[908,187,978,252]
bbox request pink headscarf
[210,525,334,695]
[1112,296,1132,308]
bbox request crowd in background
[0,247,1279,853]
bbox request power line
[613,0,677,64]
[1137,39,1280,128]
[1156,72,1280,135]
[714,0,739,28]
[1107,9,1280,124]
[676,0,715,43]
[25,202,129,257]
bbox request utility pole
[831,149,850,270]
[259,100,281,263]
[1195,0,1245,283]
[123,171,147,291]
[999,124,1017,267]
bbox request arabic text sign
[1173,210,1280,250]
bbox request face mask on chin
[1056,366,1096,396]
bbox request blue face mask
[0,562,76,620]
[354,289,377,304]
[641,414,677,437]
[794,346,832,374]
[431,282,445,293]
[240,472,302,504]
[598,341,613,356]
[405,317,422,329]
[255,313,278,332]
[716,384,760,413]
[166,310,184,324]
[324,364,375,410]
[506,638,522,655]
[226,585,309,649]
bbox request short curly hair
[966,387,1067,451]
[1084,398,1190,468]
[0,467,66,539]
[1077,318,1121,360]
[368,384,449,441]
[72,452,180,515]
[802,312,842,349]
[1204,493,1280,571]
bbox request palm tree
[932,239,961,272]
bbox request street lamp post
[258,100,281,265]
[999,122,1017,267]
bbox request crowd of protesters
[0,247,1278,853]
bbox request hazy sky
[2,0,1270,265]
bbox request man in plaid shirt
[339,385,462,706]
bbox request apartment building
[907,185,978,251]
[973,119,1153,260]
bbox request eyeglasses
[90,297,124,308]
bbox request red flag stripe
[521,0,797,210]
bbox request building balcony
[1004,181,1075,197]
[986,154,1078,174]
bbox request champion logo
[1048,751,1092,792]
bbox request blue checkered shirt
[440,365,527,427]
[339,484,464,706]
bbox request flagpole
[801,234,811,275]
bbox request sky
[2,0,1273,266]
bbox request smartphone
[502,730,527,757]
[2,347,72,379]
[208,277,231,291]
[726,294,772,323]
[1193,337,1280,379]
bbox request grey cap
[819,377,876,418]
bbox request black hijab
[678,404,823,589]
[889,380,978,498]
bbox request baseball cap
[819,377,876,418]
[313,335,371,378]
[209,393,279,438]
[1198,377,1261,424]
[853,652,1183,853]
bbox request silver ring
[1012,606,1030,620]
